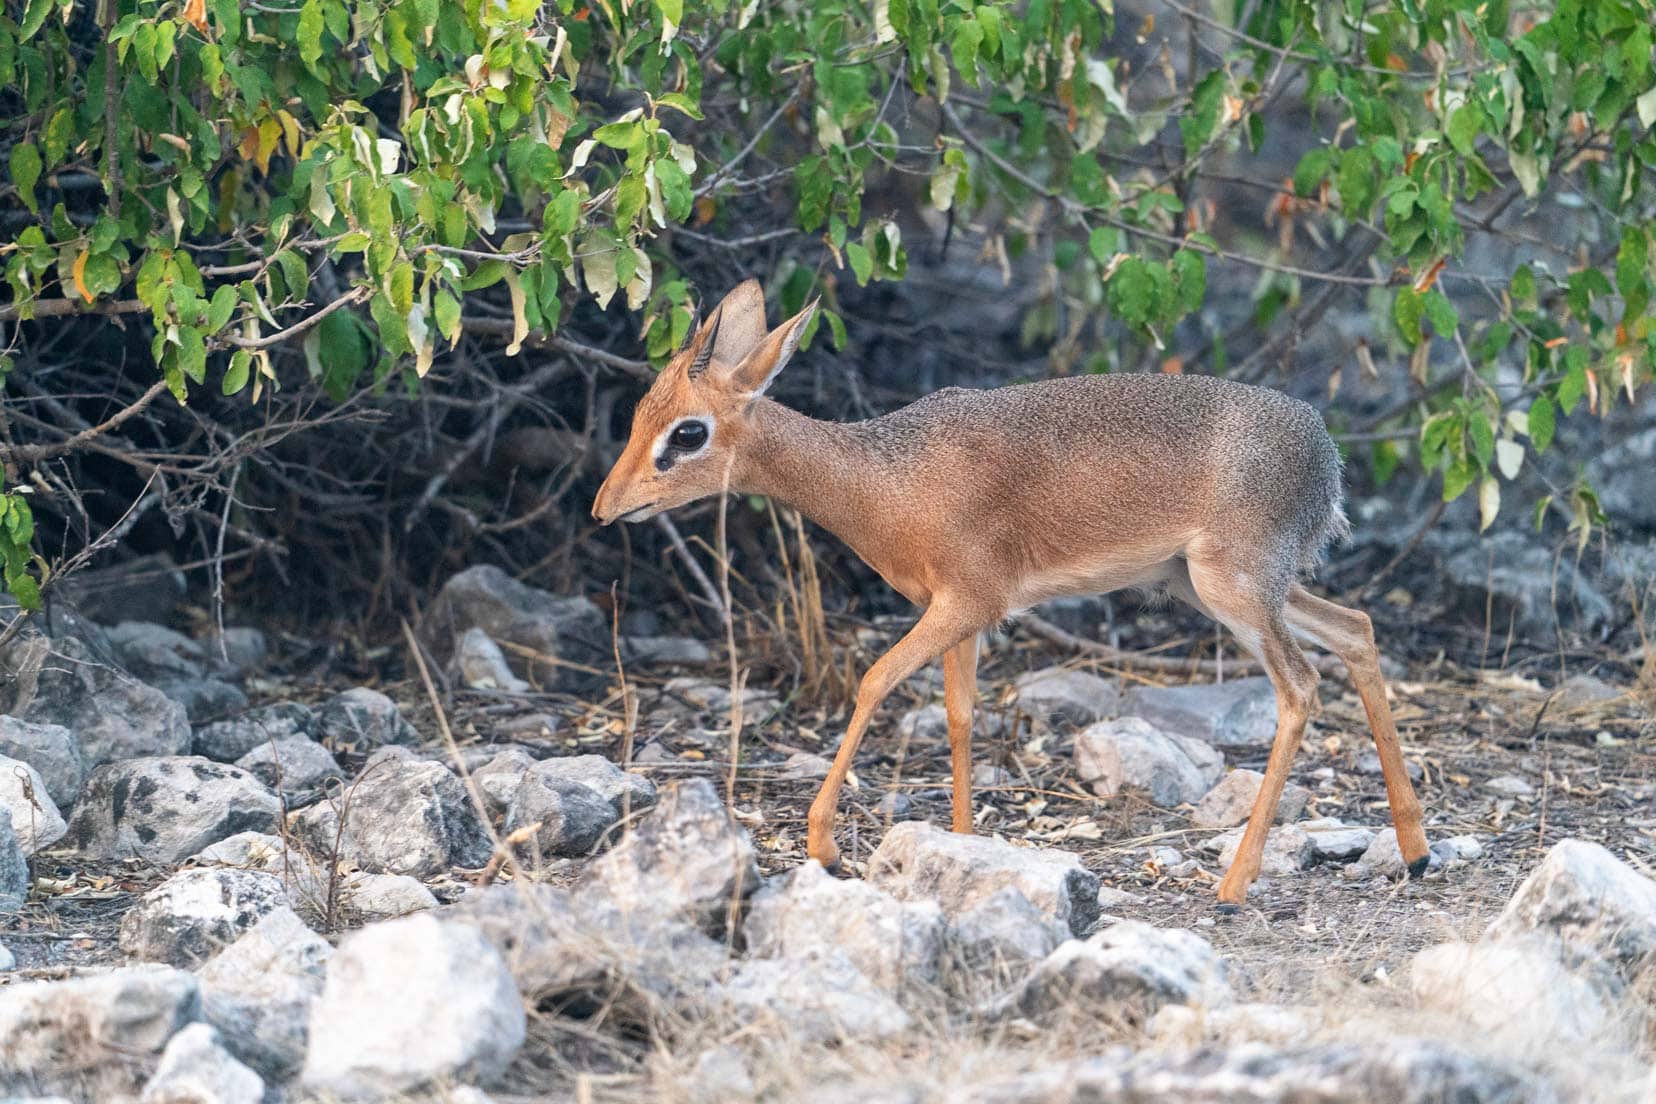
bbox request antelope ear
[723,299,817,399]
[707,278,768,368]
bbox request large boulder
[431,565,610,690]
[0,715,84,809]
[57,551,187,625]
[984,921,1231,1025]
[1411,939,1621,1052]
[193,702,319,763]
[444,883,728,1012]
[1484,838,1656,979]
[744,860,946,993]
[138,1022,265,1104]
[197,907,333,1083]
[0,754,66,854]
[66,757,281,863]
[502,754,657,859]
[107,621,207,682]
[579,778,760,937]
[1119,677,1278,748]
[234,734,343,793]
[1074,717,1224,807]
[1,809,26,912]
[867,821,1100,936]
[1192,768,1310,829]
[948,886,1069,976]
[289,747,493,878]
[1013,667,1120,730]
[118,868,290,967]
[5,631,190,767]
[1442,532,1611,642]
[314,687,419,754]
[713,949,912,1044]
[0,965,200,1098]
[300,914,527,1099]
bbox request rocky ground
[2,556,1655,1104]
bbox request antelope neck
[735,399,894,548]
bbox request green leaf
[1447,102,1483,156]
[653,93,703,120]
[298,0,325,65]
[1442,457,1477,501]
[208,284,238,330]
[9,144,41,215]
[1528,394,1556,451]
[1467,409,1494,467]
[1087,227,1120,264]
[1392,287,1424,346]
[434,290,461,344]
[1423,289,1458,336]
[176,325,207,385]
[19,0,54,41]
[222,350,251,396]
[846,242,873,286]
[1171,251,1205,314]
[1292,148,1332,197]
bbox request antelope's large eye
[670,421,709,451]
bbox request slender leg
[808,599,986,868]
[1286,586,1429,874]
[1183,553,1319,908]
[942,634,981,833]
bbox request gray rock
[949,886,1069,974]
[744,860,946,992]
[1301,817,1377,862]
[0,756,66,854]
[1412,939,1620,1051]
[234,735,342,792]
[0,965,200,1098]
[0,810,25,912]
[152,676,249,724]
[1432,834,1485,863]
[623,635,715,666]
[688,1046,756,1103]
[986,921,1231,1024]
[314,687,418,753]
[1075,717,1224,807]
[473,746,538,818]
[339,872,438,921]
[1484,774,1536,797]
[579,778,760,937]
[206,627,269,676]
[107,621,205,682]
[1355,750,1425,781]
[300,914,527,1099]
[897,702,1008,744]
[1443,532,1612,642]
[118,868,289,967]
[531,754,656,815]
[781,751,832,779]
[193,703,318,763]
[1192,769,1311,829]
[1551,673,1624,710]
[715,949,911,1043]
[57,551,186,625]
[962,1040,1557,1104]
[197,907,332,1083]
[454,627,530,693]
[1119,677,1278,748]
[1344,827,1441,882]
[867,821,1100,936]
[0,941,12,970]
[67,757,281,863]
[1013,667,1120,729]
[8,632,191,767]
[1215,824,1317,877]
[1147,1001,1318,1047]
[1485,838,1656,980]
[0,716,84,809]
[876,792,918,821]
[138,1023,264,1104]
[444,883,728,1009]
[191,830,291,870]
[289,747,492,878]
[432,565,610,690]
[660,676,779,717]
[503,770,628,859]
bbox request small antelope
[593,280,1428,908]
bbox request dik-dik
[592,280,1428,908]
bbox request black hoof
[1406,855,1430,878]
[1215,902,1241,916]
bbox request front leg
[942,634,981,833]
[808,598,987,869]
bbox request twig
[224,286,369,349]
[652,512,727,619]
[0,380,170,466]
[460,318,654,381]
[1020,611,1345,677]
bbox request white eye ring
[652,416,714,468]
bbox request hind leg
[942,634,980,833]
[1182,550,1320,908]
[1286,586,1428,875]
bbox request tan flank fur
[593,280,1429,907]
